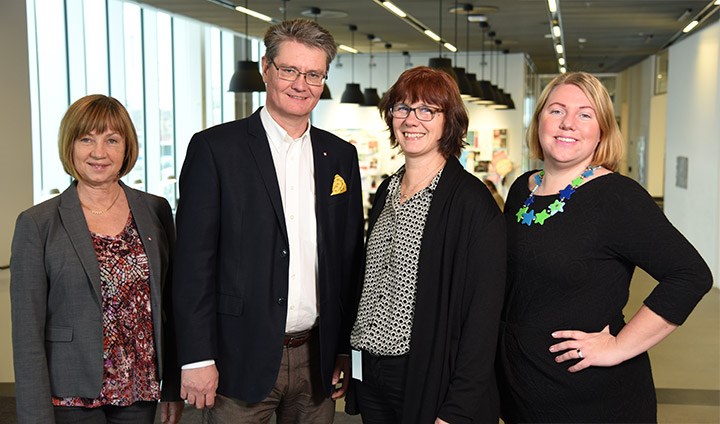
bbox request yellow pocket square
[330,174,347,196]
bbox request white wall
[664,21,720,287]
[0,0,33,383]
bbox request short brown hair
[263,18,337,71]
[378,66,468,159]
[527,72,623,171]
[58,94,139,180]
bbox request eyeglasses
[268,60,327,86]
[390,104,443,122]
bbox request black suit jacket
[173,108,364,402]
[10,181,180,423]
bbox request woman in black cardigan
[347,66,506,423]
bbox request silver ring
[577,349,584,359]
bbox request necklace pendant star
[534,209,551,225]
[516,206,528,222]
[549,199,565,215]
[521,209,535,226]
[559,185,576,200]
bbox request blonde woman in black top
[498,72,712,423]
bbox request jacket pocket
[46,326,73,342]
[217,293,244,316]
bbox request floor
[1,270,717,423]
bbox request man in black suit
[172,19,364,423]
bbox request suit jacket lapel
[311,129,331,255]
[58,182,102,306]
[123,182,161,292]
[247,109,289,244]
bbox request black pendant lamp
[473,23,495,105]
[502,49,516,110]
[461,4,479,101]
[340,25,365,104]
[228,0,265,92]
[428,0,459,83]
[383,43,393,97]
[362,34,381,107]
[320,84,332,100]
[451,0,473,99]
[490,36,508,109]
[484,31,504,108]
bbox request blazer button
[281,249,288,258]
[277,297,287,305]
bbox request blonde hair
[58,95,138,180]
[527,72,623,171]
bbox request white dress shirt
[261,107,319,333]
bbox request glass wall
[26,0,256,208]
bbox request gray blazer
[10,181,180,423]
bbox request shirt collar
[260,107,311,149]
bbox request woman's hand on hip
[549,325,626,372]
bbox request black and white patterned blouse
[350,165,443,356]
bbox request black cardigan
[347,157,506,423]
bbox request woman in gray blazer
[10,95,183,424]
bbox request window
[27,0,247,206]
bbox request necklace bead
[516,166,601,226]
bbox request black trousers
[354,351,409,424]
[54,400,157,424]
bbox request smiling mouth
[555,136,578,143]
[403,132,425,139]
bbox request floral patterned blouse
[52,214,160,407]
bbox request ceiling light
[340,25,365,104]
[228,0,265,92]
[424,29,441,42]
[555,44,564,54]
[444,42,457,52]
[381,1,407,18]
[338,45,358,54]
[467,15,487,23]
[362,34,381,107]
[559,66,567,73]
[548,0,557,14]
[682,20,699,33]
[552,25,561,38]
[558,57,566,65]
[234,6,273,22]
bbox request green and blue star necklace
[515,165,602,226]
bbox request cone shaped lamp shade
[490,84,504,109]
[452,67,474,99]
[466,73,483,100]
[229,60,266,92]
[492,88,509,109]
[428,57,458,83]
[341,83,365,104]
[362,88,381,107]
[505,93,516,110]
[474,79,496,105]
[320,84,332,100]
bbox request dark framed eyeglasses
[268,60,327,86]
[390,104,443,122]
